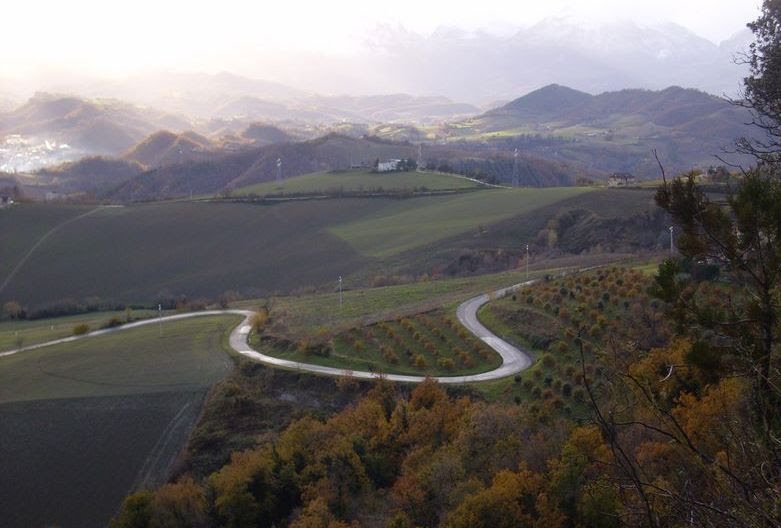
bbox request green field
[329,187,591,257]
[0,188,658,312]
[0,315,239,402]
[0,203,94,280]
[0,200,375,309]
[236,255,631,337]
[0,308,160,352]
[0,314,239,528]
[233,169,480,196]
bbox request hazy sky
[1,0,761,79]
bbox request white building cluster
[0,135,78,173]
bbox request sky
[0,0,762,79]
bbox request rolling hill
[240,122,297,146]
[449,84,758,177]
[0,93,191,156]
[232,169,480,197]
[107,133,587,201]
[122,130,215,168]
[108,134,420,201]
[83,71,480,124]
[34,157,144,195]
[0,186,665,312]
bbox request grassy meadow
[329,187,591,257]
[0,187,661,316]
[233,169,480,196]
[0,203,94,279]
[236,255,632,337]
[0,314,239,402]
[0,308,160,352]
[0,314,240,528]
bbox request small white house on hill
[377,159,402,172]
[608,172,636,186]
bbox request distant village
[0,135,81,173]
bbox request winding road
[1,281,536,383]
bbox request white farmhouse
[377,159,402,172]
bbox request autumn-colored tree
[2,300,22,319]
[148,477,209,528]
[447,467,565,528]
[289,498,353,528]
[111,492,154,528]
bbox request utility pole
[276,158,282,183]
[512,148,519,187]
[179,148,192,200]
[417,143,423,172]
[158,304,162,337]
[338,276,343,309]
[526,243,530,280]
[669,225,674,254]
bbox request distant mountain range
[0,19,753,108]
[333,20,753,102]
[4,82,763,200]
[0,88,478,162]
[449,84,757,177]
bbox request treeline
[425,156,580,187]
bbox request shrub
[438,358,455,370]
[104,317,123,329]
[382,348,400,364]
[73,323,90,335]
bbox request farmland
[254,308,503,376]
[0,187,662,314]
[0,202,94,280]
[473,266,655,407]
[233,169,480,196]
[235,261,584,336]
[0,308,159,352]
[0,314,239,402]
[0,200,374,310]
[329,187,591,257]
[0,314,239,528]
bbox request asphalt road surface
[3,281,536,383]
